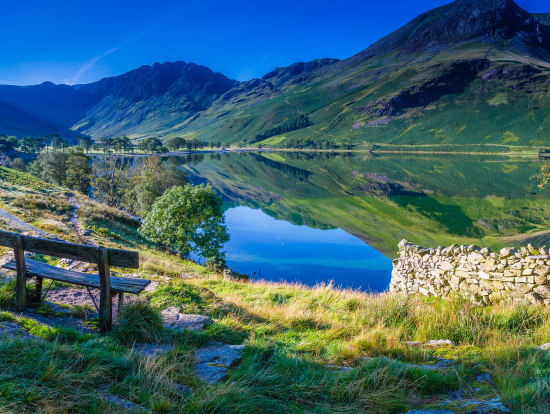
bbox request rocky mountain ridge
[0,0,549,146]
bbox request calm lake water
[166,151,550,291]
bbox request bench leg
[98,247,112,333]
[35,277,43,304]
[118,292,124,315]
[13,235,27,311]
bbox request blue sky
[1,0,548,86]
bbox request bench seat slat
[2,259,150,295]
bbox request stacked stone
[390,239,550,305]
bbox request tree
[36,151,69,185]
[139,184,230,259]
[123,155,187,217]
[79,136,93,153]
[185,140,193,152]
[167,137,185,151]
[19,137,35,153]
[209,142,214,150]
[9,158,26,172]
[258,143,263,150]
[66,147,92,193]
[92,154,129,207]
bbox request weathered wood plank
[2,259,150,294]
[0,230,14,248]
[98,247,112,333]
[13,235,26,310]
[22,235,139,268]
[0,230,138,268]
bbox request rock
[499,247,516,259]
[528,243,539,255]
[82,229,92,236]
[143,281,160,293]
[161,306,211,331]
[538,343,550,350]
[425,339,454,346]
[133,343,173,358]
[0,322,37,340]
[417,359,456,370]
[194,342,244,384]
[175,384,193,394]
[325,364,353,372]
[103,394,146,412]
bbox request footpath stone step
[194,341,244,384]
[161,306,211,331]
[133,343,174,358]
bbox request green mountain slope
[0,0,549,147]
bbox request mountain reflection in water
[169,151,550,291]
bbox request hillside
[0,167,549,412]
[0,0,549,149]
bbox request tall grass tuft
[110,301,166,345]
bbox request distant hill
[0,0,549,148]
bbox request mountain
[0,0,549,148]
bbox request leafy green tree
[258,143,263,150]
[224,142,231,149]
[123,155,187,217]
[36,151,69,185]
[209,142,214,150]
[139,184,230,259]
[0,136,16,152]
[79,136,93,153]
[166,137,185,151]
[120,136,133,153]
[9,158,26,172]
[216,142,221,149]
[66,147,92,193]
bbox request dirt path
[67,194,98,246]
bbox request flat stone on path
[425,339,455,346]
[103,394,146,412]
[195,341,244,384]
[161,306,211,331]
[0,321,36,340]
[133,343,173,358]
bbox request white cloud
[63,47,118,85]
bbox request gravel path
[67,194,98,246]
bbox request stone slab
[161,306,211,331]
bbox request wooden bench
[0,230,150,332]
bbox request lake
[166,151,550,291]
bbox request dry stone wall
[390,240,550,305]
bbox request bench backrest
[0,230,139,268]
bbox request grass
[2,272,550,412]
[0,167,55,191]
[1,165,550,411]
[111,301,167,345]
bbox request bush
[205,254,227,274]
[110,301,166,345]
